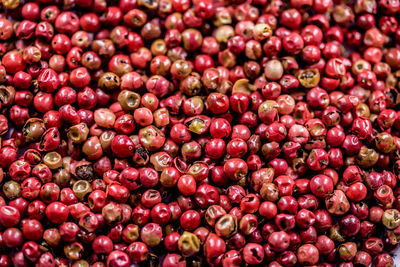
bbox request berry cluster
[0,0,399,266]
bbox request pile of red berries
[0,0,399,266]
